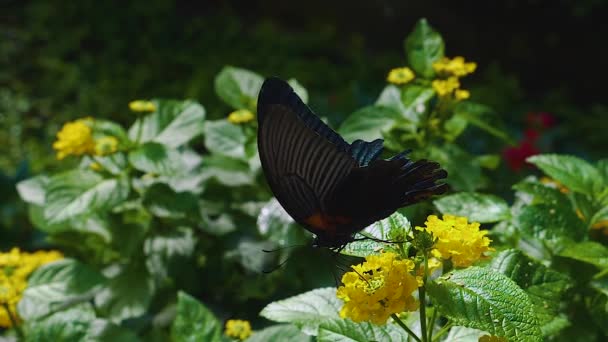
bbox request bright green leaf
[558,241,608,269]
[443,114,468,142]
[260,287,341,335]
[339,105,401,143]
[475,154,500,170]
[23,304,96,342]
[512,180,570,208]
[144,227,197,280]
[128,142,185,176]
[427,144,484,192]
[201,154,255,186]
[16,175,48,205]
[247,325,311,342]
[317,318,409,342]
[590,206,608,228]
[18,259,105,320]
[342,212,411,257]
[128,100,205,147]
[142,183,199,219]
[44,170,129,224]
[258,198,310,247]
[214,66,263,111]
[527,154,602,195]
[444,326,488,342]
[427,267,542,341]
[204,120,246,159]
[171,291,222,342]
[404,18,444,78]
[515,204,586,245]
[434,192,510,223]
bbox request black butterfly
[257,77,448,250]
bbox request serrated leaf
[128,142,185,176]
[338,106,401,143]
[342,212,411,257]
[317,318,409,342]
[144,227,197,280]
[488,249,571,334]
[171,291,222,342]
[214,66,263,111]
[203,120,246,159]
[515,204,586,246]
[288,78,309,104]
[16,175,48,205]
[427,267,542,341]
[527,154,602,195]
[128,100,205,147]
[404,18,444,78]
[434,192,509,223]
[512,181,570,208]
[18,259,105,320]
[94,262,155,322]
[557,241,608,269]
[44,170,129,224]
[260,287,341,335]
[246,324,311,342]
[23,304,97,342]
[142,183,199,219]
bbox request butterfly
[257,77,448,250]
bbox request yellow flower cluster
[418,215,493,268]
[227,109,255,124]
[52,119,96,160]
[337,252,419,325]
[224,319,252,340]
[0,248,63,327]
[53,119,121,160]
[129,100,157,112]
[431,56,476,101]
[433,56,476,77]
[387,67,415,85]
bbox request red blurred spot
[525,111,556,129]
[503,140,540,171]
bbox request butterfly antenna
[262,255,292,274]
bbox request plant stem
[3,303,24,340]
[391,313,421,342]
[428,305,437,341]
[432,322,453,342]
[419,252,429,342]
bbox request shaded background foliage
[1,0,608,337]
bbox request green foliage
[404,18,444,78]
[434,192,510,223]
[171,292,223,342]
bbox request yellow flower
[225,319,252,340]
[52,119,96,160]
[94,136,119,156]
[418,215,493,268]
[0,248,63,327]
[336,252,420,325]
[433,56,477,77]
[432,77,460,97]
[129,100,156,112]
[387,67,415,85]
[455,89,470,101]
[227,109,255,124]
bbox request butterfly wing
[257,78,357,237]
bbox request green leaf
[596,159,608,187]
[474,154,500,170]
[18,259,106,320]
[454,102,513,144]
[128,100,205,147]
[444,326,488,342]
[246,325,311,342]
[434,192,510,223]
[426,144,483,191]
[515,204,586,245]
[226,240,279,274]
[590,206,608,228]
[488,249,571,335]
[427,267,542,341]
[512,180,570,208]
[443,114,468,142]
[527,154,602,195]
[92,119,130,144]
[203,120,246,159]
[142,183,199,219]
[557,241,608,269]
[201,154,255,186]
[257,198,310,247]
[85,319,140,341]
[404,18,444,78]
[214,66,263,111]
[338,105,401,142]
[44,170,129,224]
[342,212,411,257]
[88,153,129,176]
[260,287,341,335]
[288,78,309,104]
[317,318,409,342]
[94,262,155,322]
[128,142,185,176]
[144,227,197,280]
[171,291,222,342]
[17,175,48,205]
[400,85,435,120]
[23,304,97,342]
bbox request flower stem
[391,313,421,342]
[432,322,453,342]
[428,305,437,341]
[419,252,430,342]
[2,303,24,340]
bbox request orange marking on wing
[304,213,352,231]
